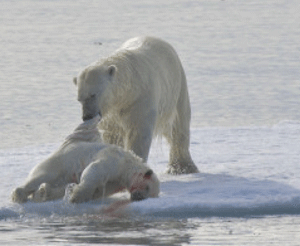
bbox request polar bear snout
[80,93,102,122]
[82,104,102,121]
[129,170,160,202]
[83,111,101,121]
[131,190,148,201]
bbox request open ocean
[1,0,300,245]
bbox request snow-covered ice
[1,122,300,220]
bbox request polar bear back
[106,37,186,135]
[116,36,184,99]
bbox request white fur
[70,147,160,203]
[75,36,198,174]
[11,117,159,203]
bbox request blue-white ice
[1,121,300,220]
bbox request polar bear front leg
[124,110,156,162]
[69,160,109,203]
[125,128,153,162]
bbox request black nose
[82,114,94,121]
[82,111,102,122]
[131,191,146,201]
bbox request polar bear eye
[90,94,96,99]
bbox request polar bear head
[129,169,160,201]
[73,64,117,121]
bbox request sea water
[1,0,300,245]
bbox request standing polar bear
[74,36,198,174]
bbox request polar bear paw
[11,187,28,203]
[167,162,199,175]
[31,183,52,202]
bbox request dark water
[2,215,300,245]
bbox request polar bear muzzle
[131,188,149,201]
[81,96,102,121]
[82,111,101,121]
[129,169,159,202]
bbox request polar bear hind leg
[31,183,66,202]
[11,175,53,203]
[166,77,199,174]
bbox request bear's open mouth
[83,111,102,121]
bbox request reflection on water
[65,219,191,245]
[3,215,300,245]
[1,216,193,245]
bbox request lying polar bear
[11,116,160,203]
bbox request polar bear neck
[99,53,144,104]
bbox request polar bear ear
[73,77,78,86]
[144,169,153,179]
[107,65,117,77]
